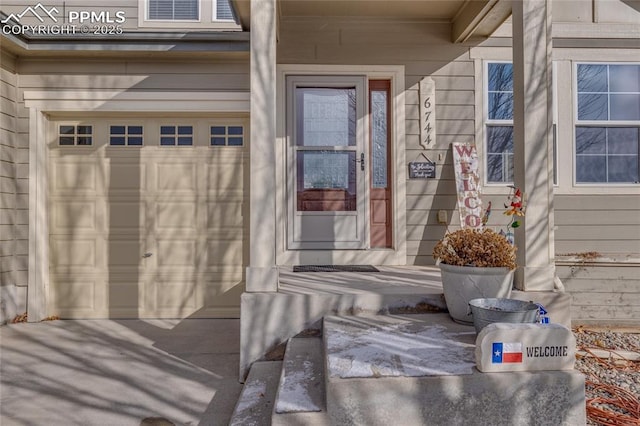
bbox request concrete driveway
[0,318,243,426]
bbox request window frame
[146,0,200,22]
[57,123,94,147]
[573,62,640,186]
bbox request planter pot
[438,263,515,324]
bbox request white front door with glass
[287,76,367,249]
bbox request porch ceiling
[232,0,512,43]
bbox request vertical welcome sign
[452,143,483,228]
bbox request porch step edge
[229,361,282,426]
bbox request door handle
[355,152,365,171]
[142,252,153,258]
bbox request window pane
[488,63,513,91]
[149,0,198,20]
[608,156,638,183]
[610,94,640,121]
[576,127,606,154]
[129,126,143,135]
[576,155,607,182]
[77,126,92,135]
[60,125,74,135]
[178,126,192,135]
[211,137,225,146]
[296,88,356,147]
[228,137,243,146]
[371,90,388,188]
[161,126,175,135]
[608,128,639,155]
[486,126,514,183]
[610,65,640,93]
[110,136,126,145]
[578,94,608,120]
[488,92,514,120]
[228,126,243,135]
[128,137,143,146]
[110,126,126,135]
[296,151,356,212]
[216,0,235,20]
[77,137,92,146]
[177,137,192,145]
[577,64,607,93]
[59,136,74,145]
[161,137,175,145]
[211,126,225,135]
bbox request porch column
[511,0,556,291]
[247,0,278,292]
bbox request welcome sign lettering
[452,143,483,228]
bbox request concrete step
[229,361,282,426]
[272,337,330,426]
[323,313,586,426]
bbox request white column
[246,0,278,292]
[512,0,556,291]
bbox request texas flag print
[492,342,523,363]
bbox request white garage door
[48,117,248,319]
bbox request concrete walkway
[0,319,242,426]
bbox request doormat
[293,265,380,273]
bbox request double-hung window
[575,63,640,184]
[485,62,514,183]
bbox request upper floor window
[214,0,234,21]
[485,62,514,183]
[148,0,199,20]
[575,64,640,183]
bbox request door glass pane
[296,151,356,211]
[296,88,356,147]
[371,90,388,188]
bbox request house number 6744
[419,77,436,149]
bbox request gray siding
[558,263,640,325]
[0,51,26,323]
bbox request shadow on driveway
[0,318,242,426]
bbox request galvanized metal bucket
[468,298,539,333]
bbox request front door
[287,76,367,249]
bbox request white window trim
[572,61,640,188]
[138,0,240,30]
[275,64,406,266]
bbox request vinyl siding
[0,51,26,323]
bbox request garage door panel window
[110,125,144,146]
[576,63,640,184]
[210,125,244,146]
[59,125,93,146]
[160,125,193,146]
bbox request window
[210,125,244,146]
[575,64,640,183]
[110,125,143,146]
[59,125,92,146]
[214,0,234,21]
[485,62,514,183]
[160,125,193,146]
[148,0,198,20]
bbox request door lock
[355,152,365,171]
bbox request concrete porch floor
[240,265,572,379]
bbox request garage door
[48,118,248,319]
